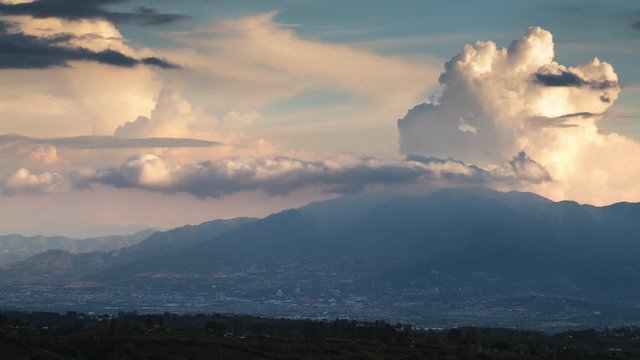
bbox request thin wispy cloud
[0,134,220,150]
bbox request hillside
[2,188,640,329]
[0,230,154,265]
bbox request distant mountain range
[0,230,155,265]
[2,188,640,330]
[0,218,254,283]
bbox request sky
[1,0,640,237]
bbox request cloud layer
[70,153,548,198]
[0,133,219,149]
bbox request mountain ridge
[2,187,640,329]
[0,229,155,265]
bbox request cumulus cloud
[397,27,640,204]
[0,138,58,165]
[72,153,549,198]
[508,151,551,184]
[113,116,152,139]
[28,145,58,164]
[113,88,261,141]
[399,27,619,164]
[113,88,210,139]
[2,168,63,195]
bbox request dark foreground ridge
[0,311,639,359]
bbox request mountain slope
[0,217,255,285]
[0,230,155,265]
[89,188,640,301]
[2,188,640,329]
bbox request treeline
[0,311,413,342]
[1,310,640,359]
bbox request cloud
[0,133,220,150]
[534,70,618,91]
[2,167,63,195]
[72,153,549,198]
[0,11,172,137]
[0,11,438,153]
[0,64,159,137]
[113,116,152,139]
[397,27,640,204]
[161,12,440,152]
[0,0,188,26]
[168,12,437,106]
[114,88,213,139]
[508,151,551,183]
[399,27,619,164]
[0,20,177,69]
[632,21,640,31]
[113,88,261,141]
[28,145,58,164]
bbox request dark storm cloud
[633,10,640,31]
[0,21,178,69]
[0,0,188,26]
[534,70,618,90]
[140,56,179,69]
[534,71,584,87]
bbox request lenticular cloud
[399,27,640,205]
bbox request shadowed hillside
[2,188,640,330]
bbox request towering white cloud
[398,27,640,204]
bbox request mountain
[102,187,640,300]
[0,230,155,265]
[0,217,255,285]
[114,217,256,261]
[2,188,640,330]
